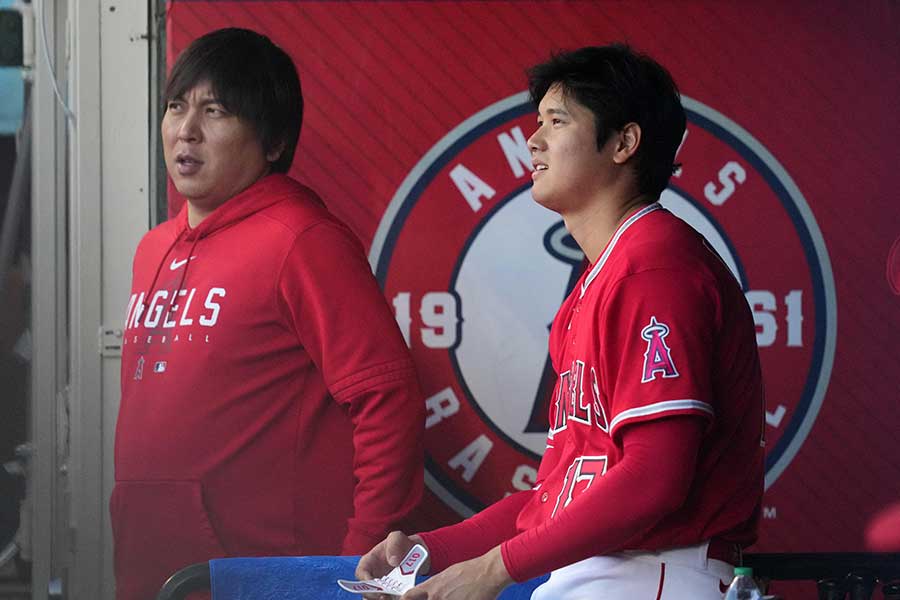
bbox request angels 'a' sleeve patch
[640,316,680,383]
[599,269,718,429]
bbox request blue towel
[210,556,547,600]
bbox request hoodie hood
[140,173,312,313]
[179,173,310,240]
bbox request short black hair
[165,28,302,174]
[528,44,686,199]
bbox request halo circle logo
[370,92,836,516]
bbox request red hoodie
[112,174,424,600]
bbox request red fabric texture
[114,174,424,600]
[501,417,705,582]
[418,490,533,574]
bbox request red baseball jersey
[512,202,764,554]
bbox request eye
[166,100,183,112]
[551,118,563,126]
[205,105,227,117]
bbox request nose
[527,127,545,153]
[175,108,201,143]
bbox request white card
[337,544,428,596]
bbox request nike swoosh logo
[169,256,196,270]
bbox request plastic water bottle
[723,566,762,600]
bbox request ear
[612,122,641,164]
[266,141,286,163]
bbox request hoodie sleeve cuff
[341,528,386,556]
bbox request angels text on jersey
[122,286,226,345]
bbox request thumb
[385,531,413,567]
[402,586,429,600]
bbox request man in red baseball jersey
[113,28,424,600]
[357,44,765,600]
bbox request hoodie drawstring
[168,234,202,312]
[135,174,298,320]
[140,228,186,316]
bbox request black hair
[528,44,686,199]
[164,28,303,173]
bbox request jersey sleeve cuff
[416,530,454,574]
[499,538,530,583]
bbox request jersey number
[551,456,609,518]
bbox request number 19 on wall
[392,292,461,349]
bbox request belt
[707,538,743,565]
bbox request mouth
[532,162,548,179]
[174,153,204,176]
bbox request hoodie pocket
[110,480,226,600]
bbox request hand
[400,546,511,600]
[356,531,430,600]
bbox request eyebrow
[169,93,222,105]
[537,107,571,120]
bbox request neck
[184,166,273,228]
[563,190,654,264]
[187,203,212,228]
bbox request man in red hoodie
[112,28,424,600]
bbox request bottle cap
[734,566,753,576]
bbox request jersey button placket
[571,301,581,344]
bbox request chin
[531,188,563,213]
[171,179,204,199]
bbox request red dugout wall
[164,0,900,589]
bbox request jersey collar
[579,202,663,298]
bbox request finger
[385,530,413,567]
[355,562,372,580]
[404,577,435,600]
[356,540,388,579]
[401,588,428,600]
[355,559,374,580]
